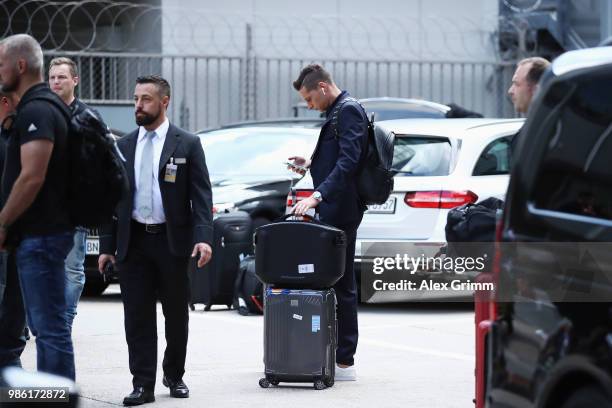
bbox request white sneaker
[335,365,357,381]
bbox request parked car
[200,117,324,132]
[83,124,319,296]
[293,97,452,120]
[481,47,612,407]
[286,118,524,302]
[199,125,319,228]
[360,97,451,120]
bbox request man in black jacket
[99,75,213,405]
[290,64,367,381]
[48,56,107,332]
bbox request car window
[473,137,511,176]
[391,136,452,176]
[199,129,317,178]
[531,73,612,222]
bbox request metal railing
[19,1,521,130]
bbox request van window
[531,73,612,221]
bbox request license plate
[366,197,397,214]
[86,237,99,255]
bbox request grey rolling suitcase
[259,288,336,390]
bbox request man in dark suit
[98,75,213,406]
[289,64,368,382]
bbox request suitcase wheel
[227,304,232,310]
[189,303,195,311]
[238,306,249,316]
[324,376,334,388]
[269,378,279,386]
[259,378,271,388]
[314,380,326,390]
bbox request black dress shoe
[123,387,155,406]
[162,375,189,398]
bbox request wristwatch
[312,191,323,202]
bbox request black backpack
[331,97,394,205]
[19,91,128,228]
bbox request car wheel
[560,385,612,408]
[252,217,272,230]
[82,280,109,296]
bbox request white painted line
[360,338,473,362]
[360,317,470,330]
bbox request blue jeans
[16,231,75,380]
[64,227,87,330]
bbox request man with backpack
[0,34,76,380]
[48,56,107,332]
[289,64,368,381]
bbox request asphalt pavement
[19,285,475,408]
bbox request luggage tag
[164,158,177,183]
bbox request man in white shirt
[99,75,213,406]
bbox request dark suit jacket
[100,123,213,261]
[310,91,368,228]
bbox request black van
[486,46,612,407]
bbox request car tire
[560,385,612,408]
[82,280,109,297]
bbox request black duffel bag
[254,214,346,289]
[445,197,504,266]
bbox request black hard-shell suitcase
[254,215,346,288]
[259,288,336,390]
[233,255,264,315]
[189,211,253,311]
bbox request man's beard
[135,109,159,126]
[0,71,18,93]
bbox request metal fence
[44,51,517,132]
[28,1,520,131]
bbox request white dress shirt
[132,118,169,224]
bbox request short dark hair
[518,57,550,85]
[136,75,171,98]
[293,64,332,91]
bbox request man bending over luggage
[289,64,367,381]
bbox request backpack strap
[331,96,372,140]
[330,96,375,169]
[310,96,373,162]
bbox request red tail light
[404,190,478,209]
[286,189,313,207]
